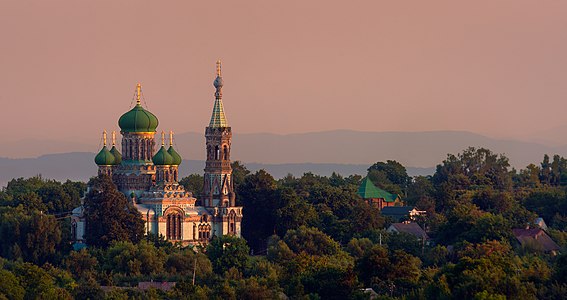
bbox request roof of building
[512,228,560,252]
[167,146,182,166]
[95,146,116,166]
[118,84,159,133]
[153,145,174,166]
[357,177,399,202]
[110,145,122,164]
[388,222,429,239]
[381,206,415,216]
[209,61,229,128]
[138,282,176,291]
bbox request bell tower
[203,61,236,208]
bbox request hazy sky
[1,1,567,143]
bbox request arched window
[224,146,229,160]
[198,223,212,241]
[228,210,237,235]
[215,146,220,160]
[166,211,183,240]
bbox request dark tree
[179,174,204,197]
[83,175,145,247]
[238,170,280,252]
[206,235,250,274]
[0,206,62,264]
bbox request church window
[166,212,182,240]
[215,146,220,160]
[228,210,236,235]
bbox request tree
[206,235,250,275]
[83,175,145,247]
[368,160,410,195]
[0,206,62,264]
[179,174,204,198]
[283,226,341,256]
[238,170,280,252]
[275,188,318,235]
[63,249,98,280]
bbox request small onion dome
[95,146,116,166]
[110,145,122,164]
[152,145,174,165]
[118,104,159,133]
[167,146,182,165]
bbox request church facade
[72,62,243,246]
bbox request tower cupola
[118,83,159,133]
[109,131,122,164]
[167,131,182,166]
[95,130,116,166]
[153,131,174,165]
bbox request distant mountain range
[0,153,434,188]
[2,130,567,187]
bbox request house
[381,206,426,222]
[512,228,560,254]
[357,177,403,210]
[387,222,429,240]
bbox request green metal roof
[118,104,159,133]
[357,177,399,202]
[152,145,174,165]
[209,98,228,128]
[94,146,116,166]
[167,146,182,166]
[110,145,122,164]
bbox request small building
[387,222,429,240]
[512,228,560,254]
[357,177,403,210]
[381,206,426,222]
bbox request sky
[1,0,567,144]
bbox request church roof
[209,60,229,128]
[357,177,399,202]
[388,223,429,239]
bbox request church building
[72,62,243,246]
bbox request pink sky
[1,1,567,143]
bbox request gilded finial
[213,60,224,92]
[103,130,107,146]
[112,131,116,146]
[169,131,174,147]
[161,131,165,146]
[136,83,142,105]
[216,60,222,77]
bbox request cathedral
[72,62,243,246]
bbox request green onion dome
[118,104,159,133]
[110,146,122,164]
[167,146,182,165]
[95,146,116,166]
[152,145,174,165]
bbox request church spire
[112,131,116,146]
[209,60,228,128]
[136,83,142,105]
[103,130,107,146]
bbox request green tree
[283,226,341,256]
[179,174,204,198]
[206,235,250,275]
[0,269,25,300]
[275,188,319,235]
[83,175,145,247]
[368,160,410,195]
[238,170,280,251]
[0,206,62,264]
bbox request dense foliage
[0,147,566,299]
